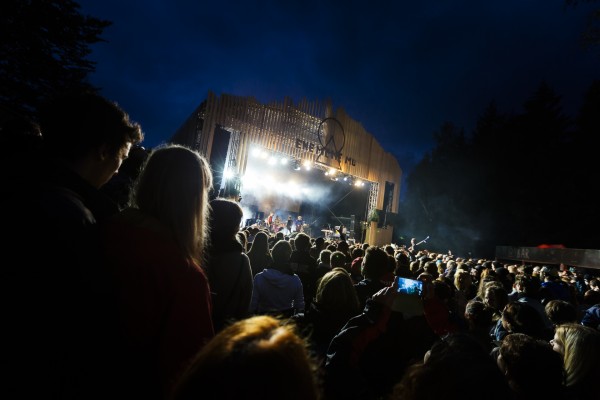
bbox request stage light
[293,160,301,170]
[302,160,312,170]
[280,157,288,165]
[223,168,234,180]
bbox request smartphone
[395,276,423,296]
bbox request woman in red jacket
[102,144,214,399]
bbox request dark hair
[502,302,545,339]
[294,233,311,251]
[330,251,347,269]
[209,198,244,242]
[392,333,511,400]
[499,333,565,398]
[465,300,493,328]
[271,240,293,273]
[544,300,578,326]
[362,246,389,280]
[38,92,143,161]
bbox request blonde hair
[131,144,212,265]
[172,316,320,400]
[554,323,600,387]
[454,269,472,291]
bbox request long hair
[130,144,212,265]
[315,268,360,316]
[555,323,600,387]
[248,231,270,256]
[247,231,273,275]
[171,316,320,400]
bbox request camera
[395,276,423,296]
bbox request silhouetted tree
[566,0,600,49]
[0,0,110,122]
[402,80,596,258]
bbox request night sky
[77,0,599,178]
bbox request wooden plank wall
[170,91,403,213]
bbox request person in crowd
[390,332,513,400]
[496,333,565,400]
[510,274,555,332]
[580,301,600,329]
[330,250,349,274]
[354,246,390,310]
[492,301,549,345]
[236,229,248,252]
[423,278,463,336]
[453,269,474,317]
[315,249,333,280]
[1,92,143,399]
[550,323,600,399]
[482,280,509,334]
[247,230,274,276]
[101,144,149,209]
[540,266,572,304]
[544,299,578,327]
[293,268,361,361]
[394,251,412,278]
[290,232,318,309]
[325,279,437,400]
[336,239,354,264]
[101,144,214,399]
[475,268,498,301]
[204,198,253,333]
[250,240,305,317]
[463,299,496,354]
[309,236,324,258]
[171,315,321,400]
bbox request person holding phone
[325,275,437,400]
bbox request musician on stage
[267,212,274,231]
[286,216,293,234]
[295,215,303,233]
[337,224,347,242]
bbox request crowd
[1,92,600,400]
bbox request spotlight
[293,160,301,171]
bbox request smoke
[237,152,369,230]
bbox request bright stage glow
[238,145,370,229]
[223,168,234,180]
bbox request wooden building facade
[171,91,403,223]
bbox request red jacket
[102,210,214,398]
